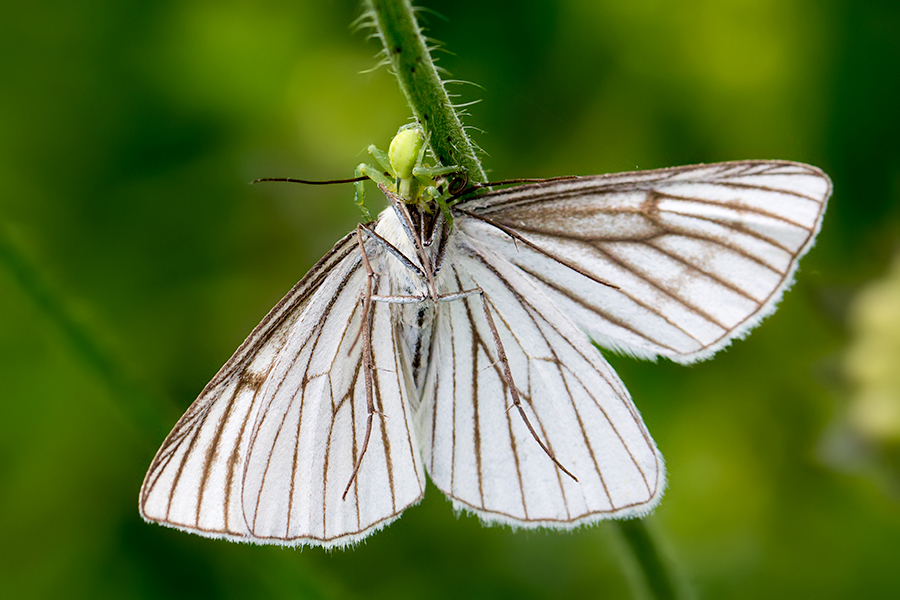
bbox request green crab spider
[354,123,462,225]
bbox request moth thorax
[397,301,436,330]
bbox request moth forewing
[454,160,831,364]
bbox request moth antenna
[252,176,369,185]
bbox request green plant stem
[616,519,686,599]
[366,0,487,184]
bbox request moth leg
[358,222,426,279]
[347,223,430,354]
[342,226,429,499]
[439,287,579,482]
[342,225,381,500]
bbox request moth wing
[456,161,831,363]
[420,235,664,526]
[140,231,425,547]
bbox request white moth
[140,124,831,548]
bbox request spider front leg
[413,163,462,183]
[415,164,464,227]
[367,143,393,176]
[354,162,394,220]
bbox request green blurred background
[2,0,899,598]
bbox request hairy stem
[365,0,487,184]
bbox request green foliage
[2,0,899,599]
